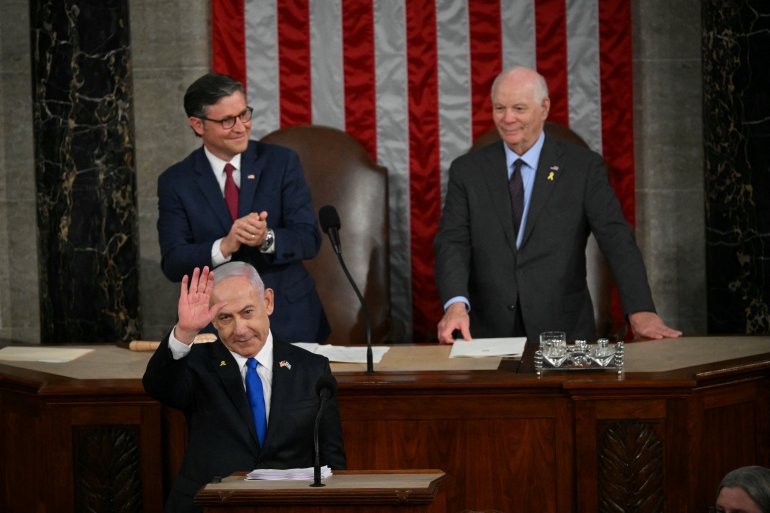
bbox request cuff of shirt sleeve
[211,238,232,267]
[168,327,193,360]
[444,297,470,312]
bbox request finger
[209,301,227,318]
[460,325,472,341]
[180,274,190,299]
[203,268,216,294]
[190,267,202,294]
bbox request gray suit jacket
[434,135,655,341]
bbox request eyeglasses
[199,107,253,130]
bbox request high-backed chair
[472,121,624,339]
[261,125,400,345]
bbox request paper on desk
[246,466,332,480]
[449,337,526,358]
[292,343,389,363]
[0,346,94,363]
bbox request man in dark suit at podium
[143,262,346,513]
[435,66,682,343]
[157,73,329,343]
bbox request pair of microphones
[310,205,373,488]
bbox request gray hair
[212,261,265,295]
[490,66,549,104]
[717,465,770,513]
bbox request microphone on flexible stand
[318,205,374,374]
[310,375,337,487]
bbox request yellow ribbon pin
[547,171,555,181]
[220,361,227,367]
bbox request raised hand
[175,267,225,344]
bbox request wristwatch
[259,229,275,253]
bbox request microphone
[318,206,342,255]
[318,205,374,374]
[311,376,337,487]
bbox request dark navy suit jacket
[435,135,655,341]
[157,140,329,342]
[143,335,347,513]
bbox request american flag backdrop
[211,0,634,341]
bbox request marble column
[30,0,140,343]
[702,1,770,334]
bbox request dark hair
[717,466,770,513]
[183,73,245,118]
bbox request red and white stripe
[212,0,633,340]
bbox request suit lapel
[520,135,563,248]
[238,142,265,217]
[192,148,234,231]
[211,341,261,450]
[481,143,518,255]
[267,341,294,445]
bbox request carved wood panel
[73,425,143,513]
[597,420,664,513]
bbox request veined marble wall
[30,0,139,343]
[703,1,770,334]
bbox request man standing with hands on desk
[434,66,682,343]
[157,73,329,343]
[143,262,346,513]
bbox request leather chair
[261,125,401,345]
[472,121,624,339]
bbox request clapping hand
[174,267,226,345]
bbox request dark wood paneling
[1,349,769,513]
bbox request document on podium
[449,337,526,358]
[246,466,332,480]
[292,343,389,363]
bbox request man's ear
[263,288,275,316]
[540,97,551,120]
[188,116,205,137]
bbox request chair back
[471,122,623,338]
[261,125,398,344]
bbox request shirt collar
[204,146,242,175]
[504,130,545,172]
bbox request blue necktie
[245,358,267,445]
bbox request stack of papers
[246,466,332,480]
[448,337,526,358]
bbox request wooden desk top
[1,336,768,394]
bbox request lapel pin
[547,166,558,181]
[247,174,255,180]
[220,360,227,367]
[279,360,292,370]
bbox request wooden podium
[194,470,448,513]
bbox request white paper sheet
[448,337,526,358]
[292,343,389,363]
[0,346,95,363]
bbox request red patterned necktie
[224,163,238,221]
[509,158,524,235]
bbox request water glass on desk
[540,331,567,366]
